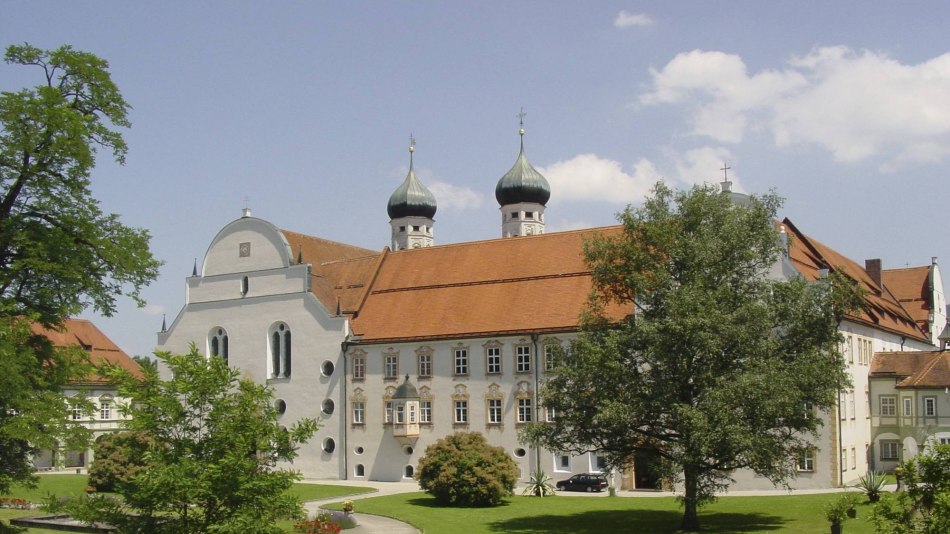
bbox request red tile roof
[871,350,950,388]
[783,219,930,344]
[280,230,380,314]
[31,318,142,383]
[882,266,932,333]
[350,227,630,343]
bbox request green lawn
[324,492,880,533]
[1,474,375,533]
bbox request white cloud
[672,146,741,190]
[640,47,950,168]
[614,10,654,28]
[540,153,662,205]
[142,303,165,316]
[428,180,484,211]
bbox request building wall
[344,334,592,483]
[157,216,348,480]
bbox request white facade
[157,214,353,479]
[501,202,545,238]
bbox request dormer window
[525,212,534,219]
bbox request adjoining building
[157,129,944,489]
[31,318,141,470]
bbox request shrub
[873,444,950,533]
[522,469,556,497]
[854,470,885,503]
[416,431,519,507]
[88,431,155,492]
[294,513,342,534]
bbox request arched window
[209,328,229,365]
[355,464,365,477]
[269,323,292,378]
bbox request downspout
[532,333,541,475]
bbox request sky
[3,2,950,358]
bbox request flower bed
[0,497,34,509]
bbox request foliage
[0,315,93,495]
[872,444,950,534]
[522,469,556,497]
[825,493,858,525]
[69,347,319,533]
[524,183,857,531]
[854,470,886,503]
[87,431,155,492]
[416,431,519,507]
[0,42,159,507]
[0,43,160,324]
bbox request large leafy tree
[0,43,159,495]
[524,183,856,531]
[73,347,319,533]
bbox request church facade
[157,129,944,489]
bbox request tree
[523,183,855,531]
[872,444,950,534]
[0,43,160,324]
[416,431,519,507]
[0,43,159,498]
[71,346,319,533]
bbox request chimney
[865,258,882,288]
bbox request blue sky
[4,2,950,357]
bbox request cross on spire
[517,107,527,137]
[408,133,415,168]
[720,162,731,181]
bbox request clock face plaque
[239,242,251,257]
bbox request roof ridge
[384,225,622,253]
[370,271,590,295]
[280,228,377,254]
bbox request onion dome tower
[496,110,550,238]
[387,136,437,250]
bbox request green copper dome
[387,150,437,220]
[393,375,419,400]
[495,134,551,206]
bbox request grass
[1,474,375,533]
[324,491,882,533]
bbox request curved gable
[203,217,292,276]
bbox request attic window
[399,226,406,232]
[511,211,519,220]
[525,212,534,219]
[412,225,420,232]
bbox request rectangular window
[517,398,532,423]
[488,399,502,424]
[384,355,398,379]
[486,347,501,374]
[454,349,468,376]
[516,346,531,373]
[353,402,365,424]
[99,402,112,420]
[797,449,815,472]
[903,397,913,417]
[880,396,897,416]
[841,448,847,472]
[418,353,432,378]
[353,357,365,380]
[924,396,937,417]
[591,453,607,472]
[395,404,405,424]
[849,390,856,420]
[940,437,950,445]
[851,447,857,470]
[454,400,468,424]
[840,391,848,420]
[846,335,854,364]
[71,406,82,421]
[420,400,432,424]
[544,345,557,371]
[546,405,557,422]
[384,401,393,424]
[881,440,900,461]
[556,454,571,472]
[409,404,416,424]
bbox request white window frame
[353,356,365,380]
[555,454,571,473]
[797,449,815,472]
[924,396,937,417]
[454,400,468,424]
[418,353,432,378]
[488,399,502,424]
[903,397,913,417]
[880,440,900,461]
[517,397,532,423]
[384,401,393,424]
[880,395,897,416]
[486,347,501,374]
[420,400,432,424]
[99,401,112,421]
[352,402,365,424]
[454,349,469,376]
[516,345,531,373]
[384,355,398,379]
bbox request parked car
[555,473,608,492]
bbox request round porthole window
[404,446,414,455]
[321,360,335,377]
[355,446,364,455]
[323,438,335,453]
[275,399,287,415]
[514,448,526,458]
[322,399,334,415]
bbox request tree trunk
[681,465,700,531]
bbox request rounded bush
[415,431,519,507]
